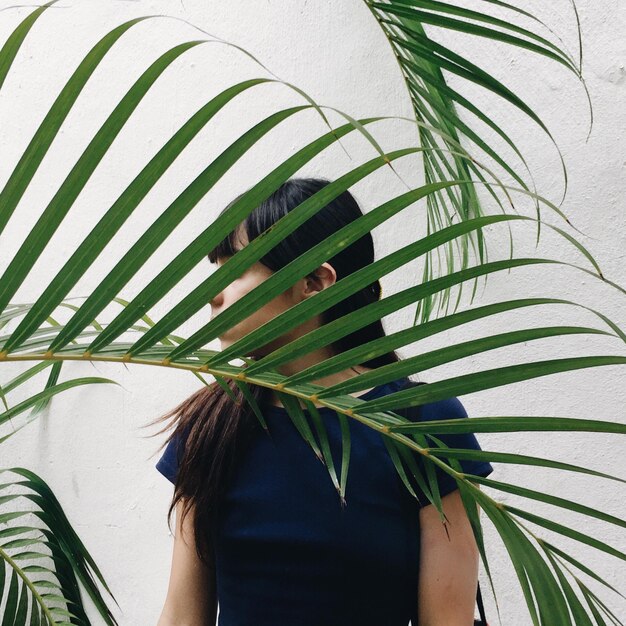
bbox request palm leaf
[304,400,342,497]
[0,468,118,625]
[363,0,589,321]
[0,14,149,239]
[0,3,624,625]
[0,1,54,91]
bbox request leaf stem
[0,544,57,625]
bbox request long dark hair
[155,177,400,565]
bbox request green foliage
[0,1,624,624]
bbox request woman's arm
[417,489,480,626]
[157,500,218,626]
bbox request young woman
[155,177,493,626]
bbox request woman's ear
[303,262,337,298]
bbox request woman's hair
[155,177,400,565]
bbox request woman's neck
[262,347,374,407]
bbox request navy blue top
[156,376,493,626]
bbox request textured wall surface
[1,1,624,624]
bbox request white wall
[1,1,624,624]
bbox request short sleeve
[156,430,187,485]
[409,396,494,506]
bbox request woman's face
[209,232,335,359]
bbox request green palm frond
[363,0,589,322]
[0,468,118,625]
[0,3,624,624]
